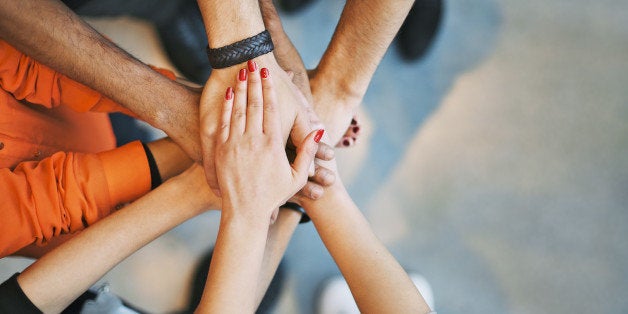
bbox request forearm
[254,208,302,308]
[146,138,194,182]
[316,0,415,98]
[17,166,214,313]
[301,183,431,313]
[197,214,269,313]
[0,0,202,160]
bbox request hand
[308,68,363,146]
[214,63,322,221]
[200,54,315,196]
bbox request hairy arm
[0,0,202,160]
[311,0,415,143]
[16,166,218,313]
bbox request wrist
[221,206,273,230]
[200,1,266,48]
[167,166,218,212]
[300,180,348,212]
[310,68,364,108]
[207,30,274,69]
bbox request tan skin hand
[200,54,319,196]
[214,61,322,220]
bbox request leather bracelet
[206,30,274,69]
[280,202,311,224]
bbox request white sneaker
[316,272,435,314]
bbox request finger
[292,129,324,183]
[200,122,220,193]
[311,166,336,187]
[297,182,324,200]
[219,87,234,143]
[231,68,248,135]
[246,60,263,133]
[289,98,318,147]
[261,68,281,138]
[315,142,335,161]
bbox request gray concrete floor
[2,0,628,313]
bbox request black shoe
[277,0,318,14]
[396,0,444,62]
[156,0,211,84]
[184,248,286,313]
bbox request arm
[2,138,192,259]
[300,182,432,314]
[253,207,302,307]
[13,165,218,313]
[196,65,320,312]
[0,142,151,258]
[310,0,415,143]
[296,148,431,313]
[0,0,202,160]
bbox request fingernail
[239,68,247,81]
[353,126,360,133]
[314,129,325,143]
[247,60,257,72]
[225,87,233,100]
[343,139,351,147]
[260,68,269,79]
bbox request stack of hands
[0,0,433,312]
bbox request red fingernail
[343,139,351,146]
[247,60,257,72]
[260,68,269,79]
[239,68,247,81]
[225,87,233,100]
[353,126,360,133]
[314,129,325,143]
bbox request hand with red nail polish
[199,55,318,199]
[214,67,322,221]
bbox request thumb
[292,129,325,182]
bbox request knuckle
[233,108,246,119]
[249,100,263,108]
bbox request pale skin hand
[197,65,320,313]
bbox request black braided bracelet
[206,30,274,69]
[280,202,311,224]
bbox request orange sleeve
[0,40,176,117]
[0,141,151,258]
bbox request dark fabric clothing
[65,0,185,25]
[0,273,41,314]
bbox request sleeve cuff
[0,273,40,313]
[97,141,151,206]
